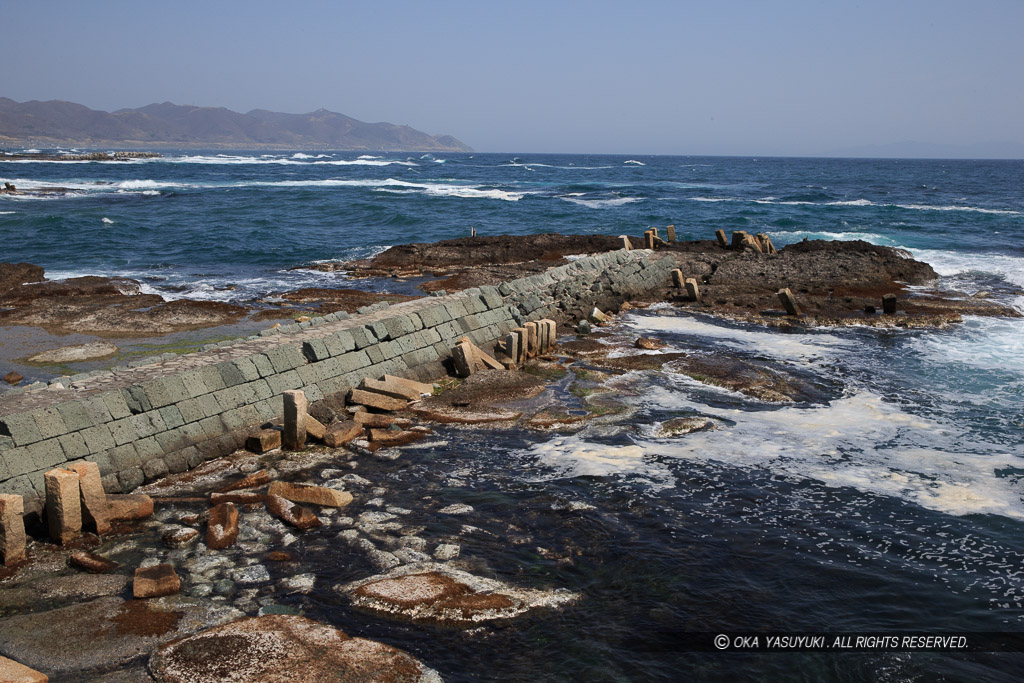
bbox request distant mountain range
[0,98,472,152]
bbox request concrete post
[282,389,308,451]
[882,293,897,315]
[685,278,701,300]
[543,320,557,352]
[777,288,802,316]
[536,319,549,354]
[0,494,26,565]
[45,468,82,545]
[666,225,676,243]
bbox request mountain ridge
[0,98,473,152]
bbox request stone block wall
[0,248,674,514]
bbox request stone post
[536,319,549,354]
[512,327,529,363]
[715,229,728,248]
[620,235,631,251]
[685,278,701,301]
[524,322,539,358]
[0,494,26,565]
[666,225,676,243]
[504,332,520,367]
[731,230,749,250]
[45,468,82,545]
[777,288,802,316]
[543,320,557,352]
[672,269,685,289]
[67,461,111,535]
[882,294,897,315]
[283,390,308,451]
[644,230,655,250]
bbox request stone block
[108,492,154,520]
[349,388,408,412]
[217,361,247,387]
[164,449,189,474]
[685,278,701,300]
[283,390,308,451]
[0,655,47,682]
[24,438,66,471]
[207,502,240,549]
[142,457,169,482]
[179,369,211,399]
[57,432,89,461]
[195,393,222,418]
[323,421,364,448]
[327,330,357,355]
[266,370,303,395]
[777,288,802,316]
[716,229,729,247]
[70,549,119,573]
[67,461,111,535]
[31,407,67,441]
[109,443,142,470]
[44,468,81,545]
[56,400,93,433]
[266,346,307,373]
[199,365,227,392]
[250,353,276,378]
[158,405,185,430]
[0,493,26,565]
[672,269,685,288]
[116,467,145,492]
[232,356,262,382]
[108,418,136,446]
[666,225,676,243]
[268,481,353,508]
[133,563,181,598]
[80,424,115,454]
[882,293,898,315]
[266,494,322,530]
[360,375,433,401]
[301,339,331,363]
[246,429,281,453]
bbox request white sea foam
[909,316,1024,372]
[909,248,1024,291]
[358,155,381,160]
[560,196,640,208]
[0,211,15,214]
[101,217,114,225]
[525,436,676,490]
[769,230,896,246]
[624,159,646,165]
[315,159,419,167]
[686,195,1021,214]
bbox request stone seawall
[0,248,674,514]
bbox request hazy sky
[2,0,1022,155]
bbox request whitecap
[523,436,676,490]
[624,159,646,165]
[908,316,1024,372]
[908,248,1024,291]
[314,159,418,167]
[0,211,15,215]
[560,196,640,208]
[101,217,114,225]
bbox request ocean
[2,152,1024,680]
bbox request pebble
[342,474,372,487]
[439,504,475,515]
[359,511,397,524]
[393,548,431,564]
[371,487,388,496]
[335,517,354,528]
[319,468,347,480]
[433,543,461,561]
[366,498,386,507]
[189,584,213,597]
[139,557,163,569]
[386,506,412,516]
[213,579,236,596]
[278,573,316,594]
[231,565,271,586]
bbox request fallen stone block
[66,461,111,535]
[210,492,265,506]
[266,494,323,530]
[590,308,610,324]
[216,469,271,493]
[716,229,728,247]
[268,481,353,508]
[148,615,441,682]
[0,493,27,565]
[0,655,47,683]
[106,493,154,521]
[323,421,364,447]
[451,341,475,377]
[283,389,308,451]
[133,563,181,598]
[207,501,240,550]
[305,415,327,442]
[69,550,119,574]
[354,412,411,428]
[44,468,82,545]
[360,375,433,401]
[367,429,427,447]
[777,288,802,316]
[348,388,409,412]
[731,230,749,249]
[246,428,281,453]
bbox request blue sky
[2,0,1022,156]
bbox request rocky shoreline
[0,232,1021,679]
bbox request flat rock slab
[148,614,442,683]
[26,341,118,364]
[0,655,47,682]
[267,481,352,508]
[338,562,577,626]
[0,595,242,677]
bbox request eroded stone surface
[148,614,442,683]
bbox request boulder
[2,372,22,386]
[148,615,442,683]
[133,564,181,599]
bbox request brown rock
[367,429,427,448]
[207,502,240,550]
[2,371,22,385]
[44,468,81,545]
[267,481,352,508]
[266,494,323,530]
[246,429,281,453]
[268,551,293,562]
[0,493,27,565]
[148,615,440,683]
[133,564,181,599]
[67,461,111,535]
[634,337,667,350]
[216,469,271,493]
[0,655,48,683]
[162,527,199,548]
[69,550,120,574]
[209,492,265,506]
[323,420,364,447]
[348,388,408,412]
[106,493,154,521]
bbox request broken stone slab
[589,308,610,324]
[777,288,802,316]
[107,493,154,521]
[266,494,323,530]
[0,595,243,677]
[148,614,442,683]
[305,415,328,442]
[451,341,476,377]
[0,655,47,683]
[209,492,265,506]
[367,429,427,448]
[67,461,111,535]
[338,562,578,626]
[360,375,434,401]
[216,469,271,493]
[267,481,353,508]
[323,420,364,447]
[246,428,281,454]
[353,412,411,429]
[0,494,26,566]
[44,468,81,545]
[348,388,409,412]
[69,550,120,574]
[134,563,181,599]
[27,341,118,364]
[283,389,308,451]
[207,502,240,550]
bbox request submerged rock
[26,341,118,364]
[148,614,442,682]
[338,562,578,626]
